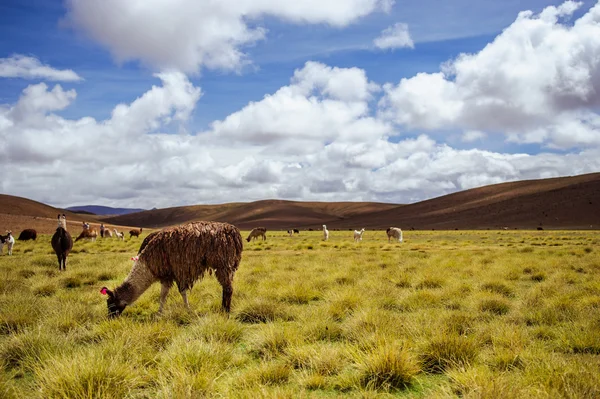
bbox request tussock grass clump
[530,272,546,282]
[400,291,442,311]
[489,349,524,371]
[159,339,235,376]
[303,319,344,342]
[250,325,293,359]
[18,269,35,279]
[354,343,420,391]
[394,275,411,288]
[447,365,527,398]
[153,366,215,398]
[529,357,600,398]
[327,292,360,321]
[35,350,148,399]
[443,312,476,336]
[279,284,321,304]
[0,278,26,295]
[30,256,56,268]
[334,276,354,285]
[33,283,57,297]
[235,300,289,324]
[61,276,82,289]
[558,325,600,355]
[1,332,61,371]
[242,361,290,386]
[193,315,244,343]
[415,277,444,289]
[302,373,328,390]
[420,336,479,373]
[479,298,510,315]
[0,298,43,335]
[96,272,116,281]
[286,344,346,376]
[480,281,514,297]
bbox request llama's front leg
[158,282,171,314]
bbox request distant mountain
[65,205,146,216]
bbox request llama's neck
[116,260,157,305]
[58,220,67,230]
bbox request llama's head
[100,287,126,318]
[323,225,327,229]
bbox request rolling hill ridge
[1,172,599,233]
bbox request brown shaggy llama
[129,227,143,239]
[75,228,98,242]
[101,221,243,317]
[51,214,73,271]
[386,227,403,243]
[246,227,267,242]
[18,229,37,241]
[103,228,113,238]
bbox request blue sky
[1,0,599,208]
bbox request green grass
[1,229,599,397]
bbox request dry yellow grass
[0,229,599,397]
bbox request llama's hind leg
[216,269,234,313]
[179,289,190,310]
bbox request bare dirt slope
[102,200,400,230]
[330,173,600,230]
[0,194,129,235]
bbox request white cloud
[374,23,414,49]
[462,130,487,142]
[207,61,390,146]
[0,54,82,81]
[64,0,393,72]
[2,59,599,209]
[379,0,600,149]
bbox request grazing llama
[246,227,267,242]
[18,229,37,240]
[113,228,125,241]
[100,222,243,317]
[386,227,403,243]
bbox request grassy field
[1,229,599,398]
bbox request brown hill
[0,194,128,235]
[326,173,600,230]
[2,173,599,233]
[102,200,400,230]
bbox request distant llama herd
[1,212,408,319]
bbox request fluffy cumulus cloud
[207,61,389,147]
[64,0,393,72]
[379,1,600,149]
[373,23,414,49]
[3,59,599,208]
[0,54,82,81]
